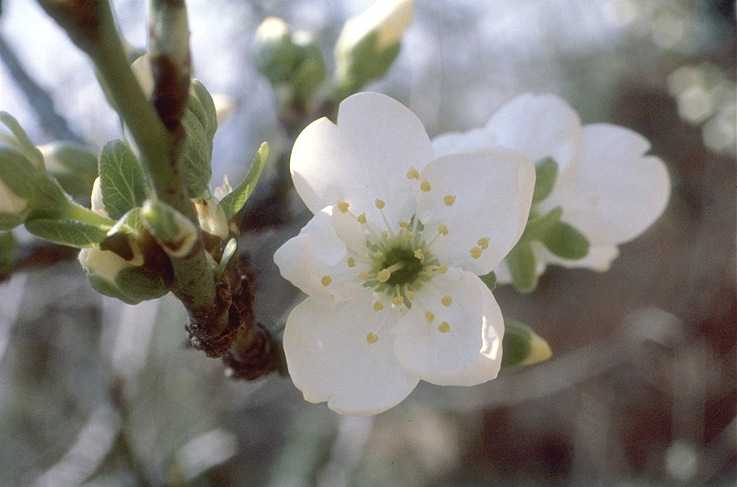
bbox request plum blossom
[433,94,671,282]
[274,92,535,415]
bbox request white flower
[433,94,671,280]
[274,92,535,415]
[336,0,413,55]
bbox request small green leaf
[0,231,15,273]
[0,112,43,168]
[506,241,538,293]
[181,81,217,197]
[533,157,558,203]
[30,173,70,212]
[480,271,497,291]
[502,319,552,368]
[523,206,562,242]
[99,140,148,219]
[542,221,590,260]
[220,142,270,219]
[115,267,169,303]
[25,218,108,248]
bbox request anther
[438,224,449,236]
[470,246,482,259]
[477,237,490,249]
[337,201,350,213]
[373,301,384,311]
[441,295,452,307]
[438,322,451,333]
[420,180,432,192]
[366,332,379,344]
[425,311,435,322]
[375,199,386,209]
[406,167,420,180]
[357,213,367,224]
[414,249,425,261]
[321,275,333,286]
[347,257,356,268]
[443,195,456,206]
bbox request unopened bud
[141,199,198,258]
[194,197,229,239]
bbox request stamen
[441,295,452,307]
[406,167,420,180]
[373,301,384,311]
[437,224,448,236]
[321,275,332,286]
[443,195,456,206]
[438,322,451,333]
[477,237,490,249]
[337,201,350,213]
[357,213,367,224]
[374,199,385,209]
[378,262,405,283]
[392,286,404,306]
[425,311,435,323]
[347,257,356,268]
[366,332,379,344]
[420,180,432,192]
[470,246,482,259]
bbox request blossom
[335,0,413,55]
[274,92,535,415]
[433,94,671,281]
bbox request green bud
[38,142,97,200]
[542,221,590,260]
[253,17,326,105]
[141,199,198,258]
[334,0,412,97]
[502,319,552,368]
[533,157,558,203]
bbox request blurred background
[0,0,735,485]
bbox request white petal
[273,210,360,301]
[394,270,503,386]
[539,243,620,272]
[431,127,496,157]
[290,93,433,227]
[554,124,671,245]
[487,94,581,175]
[284,295,419,415]
[415,149,535,275]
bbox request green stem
[37,0,215,311]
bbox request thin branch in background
[0,32,84,143]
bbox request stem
[37,0,216,312]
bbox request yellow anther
[425,311,435,322]
[413,249,425,261]
[392,295,404,306]
[477,237,490,249]
[406,288,416,300]
[399,221,409,230]
[366,332,379,344]
[443,194,456,206]
[337,201,350,213]
[347,257,356,268]
[406,167,420,180]
[441,295,452,307]
[438,322,451,333]
[437,265,448,274]
[470,246,482,259]
[438,224,449,236]
[377,269,391,282]
[375,199,386,209]
[373,301,384,311]
[321,275,333,286]
[357,213,367,224]
[420,180,432,192]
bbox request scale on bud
[334,0,413,97]
[253,17,326,107]
[141,199,198,258]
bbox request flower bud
[141,199,198,258]
[253,17,326,104]
[193,196,229,239]
[334,0,413,95]
[131,53,154,99]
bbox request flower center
[378,247,423,286]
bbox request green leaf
[30,174,70,212]
[533,157,558,203]
[506,241,538,293]
[523,206,562,242]
[0,231,14,273]
[180,81,217,197]
[41,142,98,199]
[115,267,169,303]
[99,140,148,219]
[0,214,26,231]
[25,218,108,248]
[0,146,36,198]
[480,271,497,291]
[0,112,43,168]
[502,319,552,368]
[542,221,590,260]
[219,142,270,219]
